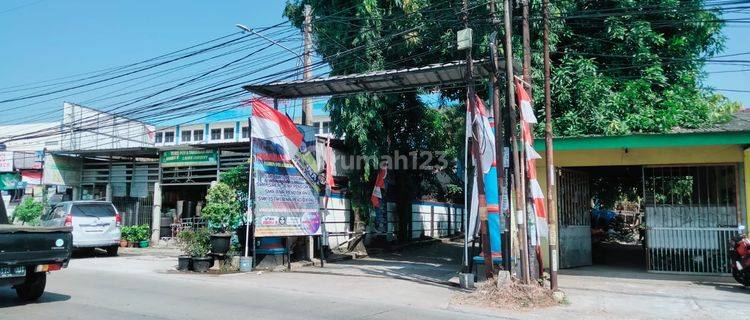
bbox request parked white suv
[40,201,121,256]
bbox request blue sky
[702,11,750,106]
[0,0,747,126]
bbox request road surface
[0,248,501,320]
[3,245,750,319]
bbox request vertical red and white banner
[515,79,548,242]
[371,164,388,233]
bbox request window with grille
[164,132,174,143]
[211,129,221,140]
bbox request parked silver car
[40,201,121,256]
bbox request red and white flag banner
[250,99,303,160]
[515,79,547,238]
[371,165,387,209]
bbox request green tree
[12,198,44,225]
[201,182,243,234]
[285,1,473,234]
[547,0,733,136]
[220,164,249,211]
[284,0,737,231]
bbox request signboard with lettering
[160,150,218,168]
[0,152,13,172]
[253,160,321,237]
[0,173,25,190]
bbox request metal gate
[81,160,158,227]
[557,168,592,268]
[643,165,740,274]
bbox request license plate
[0,266,26,278]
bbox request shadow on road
[71,248,115,259]
[297,240,464,290]
[694,281,750,294]
[0,287,71,308]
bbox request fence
[410,201,463,240]
[321,195,353,248]
[80,160,158,227]
[643,165,740,274]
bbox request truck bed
[0,225,73,267]
[0,225,72,233]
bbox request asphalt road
[0,249,501,320]
[4,246,750,320]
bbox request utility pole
[521,0,532,97]
[522,0,541,281]
[463,0,494,280]
[302,4,315,262]
[488,0,511,272]
[543,0,559,291]
[504,0,531,285]
[302,5,314,126]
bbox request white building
[154,106,331,147]
[0,122,62,152]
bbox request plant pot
[210,233,232,255]
[139,240,149,248]
[191,256,213,273]
[177,255,191,271]
[120,240,129,248]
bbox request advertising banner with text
[253,159,321,237]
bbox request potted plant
[176,229,195,271]
[120,226,132,247]
[134,224,150,248]
[190,228,213,272]
[120,226,140,247]
[201,182,243,255]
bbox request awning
[243,59,520,99]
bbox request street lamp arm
[235,24,303,61]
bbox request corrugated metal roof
[672,109,750,134]
[243,59,518,99]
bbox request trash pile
[453,280,560,311]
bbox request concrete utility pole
[463,0,494,280]
[302,5,314,126]
[303,4,316,262]
[151,182,162,244]
[488,0,512,273]
[504,0,531,285]
[543,0,560,291]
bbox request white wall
[0,123,61,151]
[61,102,155,151]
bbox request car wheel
[15,272,46,302]
[106,245,119,256]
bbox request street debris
[453,280,559,311]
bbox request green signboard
[160,150,218,168]
[0,173,26,190]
